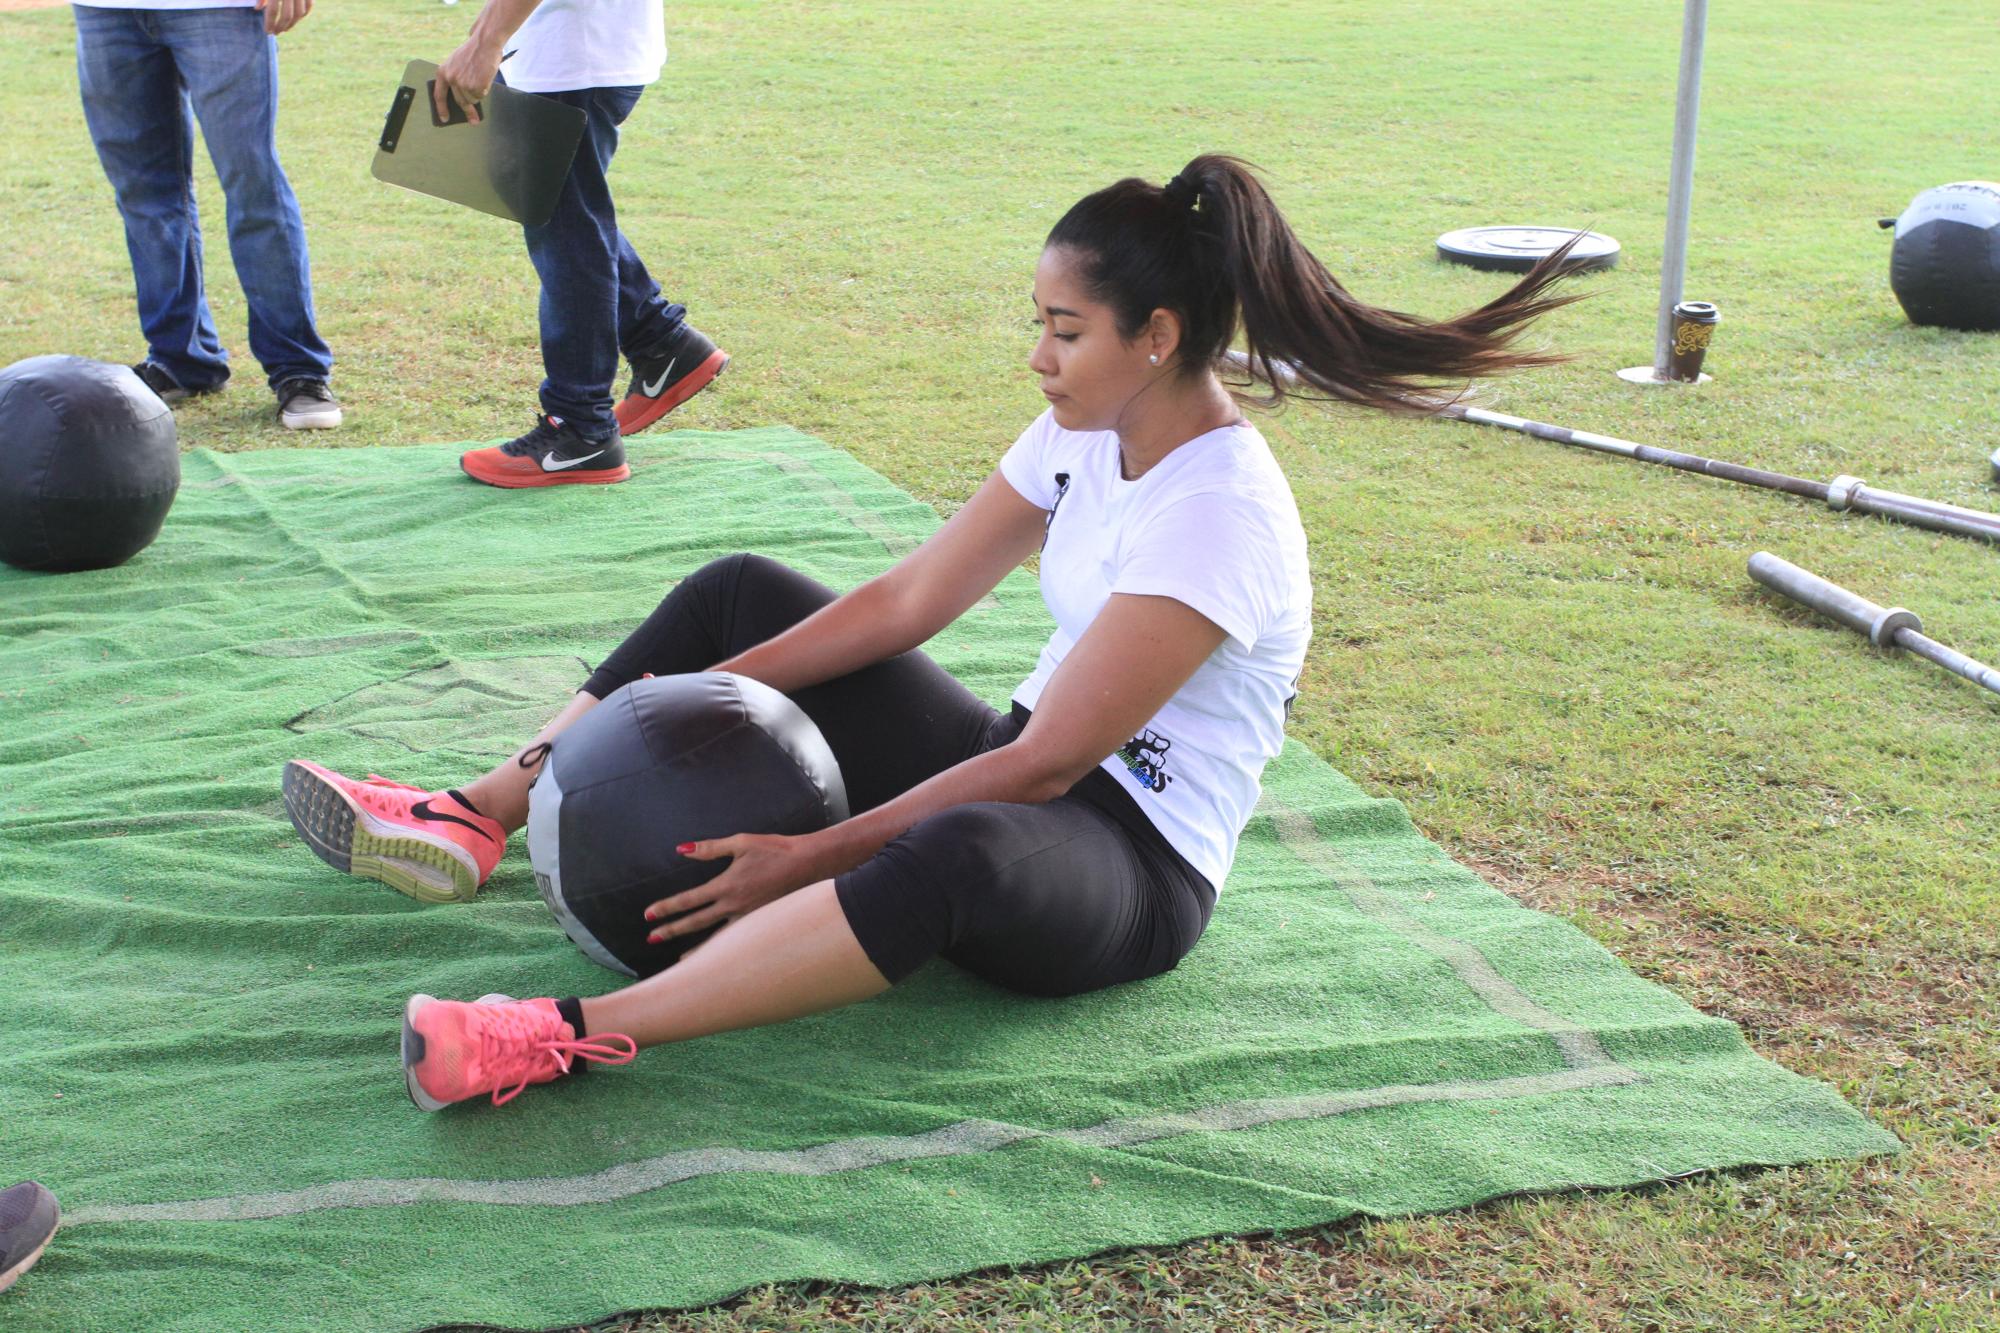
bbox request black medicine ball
[1886,181,2000,332]
[528,672,849,978]
[0,356,180,573]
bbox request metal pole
[1223,352,2000,546]
[1653,0,1708,376]
[1441,404,2000,546]
[1748,553,2000,697]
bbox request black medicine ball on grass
[528,672,849,978]
[0,356,179,573]
[1884,181,2000,332]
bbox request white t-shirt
[999,410,1312,891]
[501,0,667,94]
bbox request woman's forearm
[710,575,927,695]
[464,0,544,54]
[777,591,1233,887]
[797,740,1078,884]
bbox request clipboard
[371,60,587,227]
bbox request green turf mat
[0,430,1896,1331]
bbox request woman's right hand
[642,832,837,945]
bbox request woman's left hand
[643,833,828,944]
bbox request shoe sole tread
[282,762,477,904]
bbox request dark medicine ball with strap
[528,672,849,977]
[0,356,179,572]
[1885,181,2000,332]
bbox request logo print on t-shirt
[1041,472,1071,550]
[1116,728,1174,793]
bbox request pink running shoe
[401,994,637,1110]
[282,761,505,904]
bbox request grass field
[2,1,1996,1327]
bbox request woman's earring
[1148,354,1160,365]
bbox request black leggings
[582,554,1215,997]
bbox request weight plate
[1436,225,1621,273]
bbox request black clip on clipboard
[371,59,586,227]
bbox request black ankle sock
[446,788,484,818]
[555,996,587,1041]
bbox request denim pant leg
[616,229,685,361]
[168,7,331,387]
[523,85,655,436]
[74,4,229,391]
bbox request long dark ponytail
[1045,154,1580,412]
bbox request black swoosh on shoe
[412,799,500,844]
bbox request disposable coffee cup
[1668,300,1720,382]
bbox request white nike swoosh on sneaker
[540,450,607,472]
[639,358,678,397]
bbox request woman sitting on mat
[283,154,1574,1110]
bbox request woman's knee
[685,552,823,613]
[682,551,759,594]
[661,552,780,634]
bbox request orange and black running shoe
[460,415,630,488]
[614,323,729,436]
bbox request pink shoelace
[478,1004,638,1105]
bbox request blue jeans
[521,84,686,438]
[73,4,331,391]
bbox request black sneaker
[132,361,227,406]
[614,322,730,435]
[0,1181,58,1295]
[276,377,342,430]
[460,414,630,488]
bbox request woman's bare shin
[580,880,889,1047]
[460,690,601,832]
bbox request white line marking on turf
[64,1065,1637,1225]
[1262,800,1621,1071]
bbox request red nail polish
[676,842,695,854]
